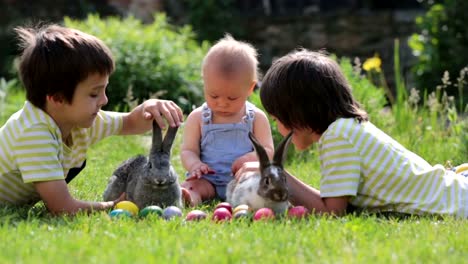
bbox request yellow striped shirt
[0,101,123,205]
[318,118,468,217]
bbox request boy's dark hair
[260,49,368,134]
[15,24,115,109]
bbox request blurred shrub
[0,0,119,80]
[0,77,18,121]
[184,0,244,42]
[65,14,209,112]
[408,0,468,108]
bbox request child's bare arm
[285,170,350,216]
[180,109,213,178]
[252,109,274,158]
[234,163,349,216]
[34,180,123,215]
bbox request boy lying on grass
[236,49,468,218]
[0,24,183,215]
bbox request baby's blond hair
[202,34,259,82]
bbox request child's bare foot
[181,187,192,207]
[181,187,201,207]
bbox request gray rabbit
[226,131,292,215]
[103,121,182,209]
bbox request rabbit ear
[151,120,163,154]
[248,132,270,170]
[273,131,293,167]
[162,126,179,153]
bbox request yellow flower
[363,55,382,72]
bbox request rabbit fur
[103,121,182,209]
[226,131,292,215]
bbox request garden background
[0,0,467,263]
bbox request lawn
[1,87,467,264]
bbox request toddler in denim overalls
[179,35,274,207]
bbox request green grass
[1,86,467,263]
[2,212,468,263]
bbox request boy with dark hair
[0,24,183,215]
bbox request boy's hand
[112,192,126,207]
[142,99,184,129]
[231,152,258,174]
[234,161,260,181]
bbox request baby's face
[203,66,254,118]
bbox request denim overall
[197,102,255,200]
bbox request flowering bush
[408,0,468,109]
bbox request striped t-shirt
[318,118,468,217]
[0,101,124,205]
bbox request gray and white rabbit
[102,121,182,209]
[226,131,292,215]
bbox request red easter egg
[287,206,309,219]
[215,202,233,213]
[212,207,232,222]
[253,208,275,221]
[185,210,208,221]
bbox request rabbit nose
[155,179,166,185]
[273,191,288,201]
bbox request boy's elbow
[322,197,350,216]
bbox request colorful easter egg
[215,202,233,213]
[115,201,139,216]
[212,207,232,222]
[162,206,182,220]
[139,205,163,218]
[185,210,208,221]
[109,209,133,219]
[233,204,250,214]
[253,208,275,221]
[287,206,309,219]
[233,209,251,220]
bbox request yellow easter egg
[115,201,139,216]
[233,204,250,214]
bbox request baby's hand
[187,162,215,181]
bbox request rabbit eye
[264,177,270,185]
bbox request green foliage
[184,0,244,42]
[0,0,120,79]
[0,77,19,122]
[368,39,467,165]
[338,57,388,124]
[65,14,209,112]
[408,0,468,107]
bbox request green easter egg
[109,209,133,219]
[139,205,163,218]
